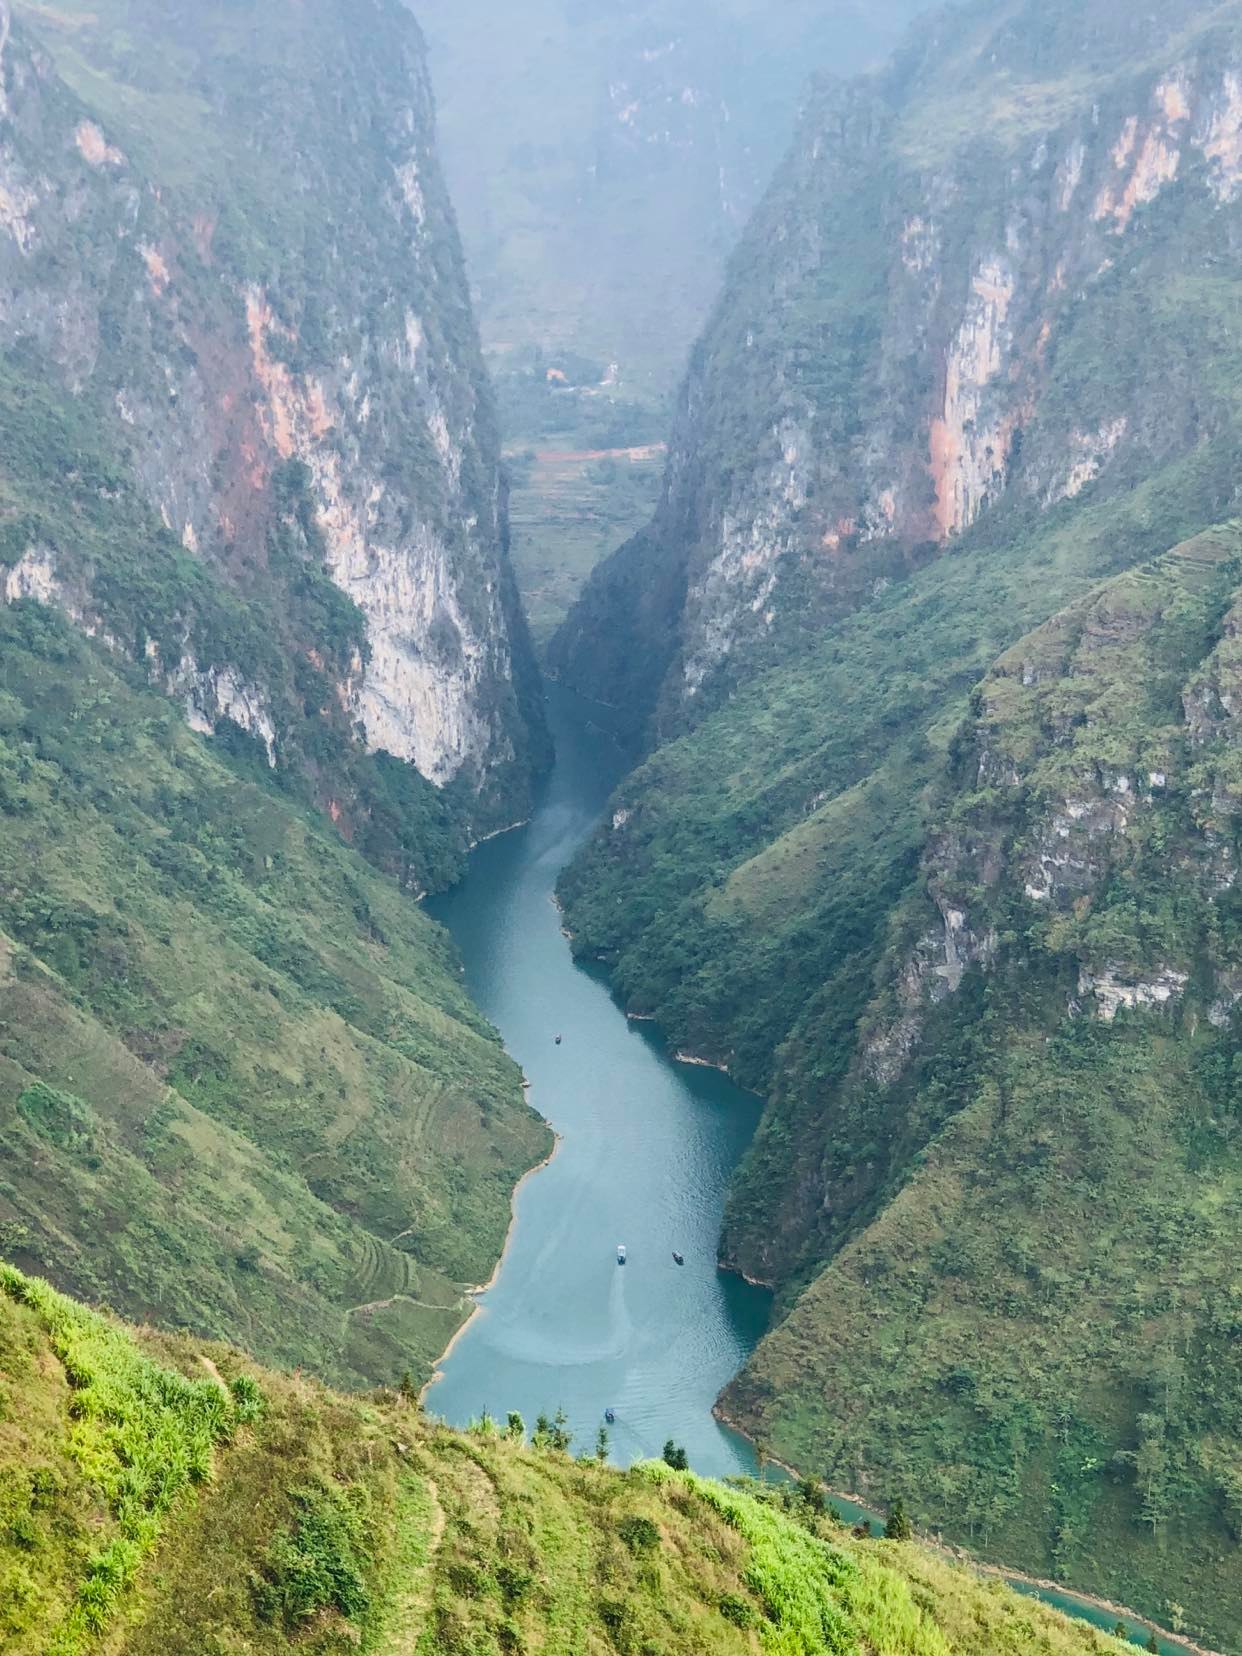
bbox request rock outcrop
[551,0,1242,741]
[0,0,546,848]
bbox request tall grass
[0,1265,247,1652]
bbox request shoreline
[712,1402,1224,1656]
[672,1049,731,1076]
[716,1257,775,1291]
[420,1128,562,1404]
[468,816,529,851]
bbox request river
[425,687,1210,1656]
[425,685,772,1475]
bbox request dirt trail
[377,1468,445,1656]
[197,1354,230,1396]
[346,1292,462,1317]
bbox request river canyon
[426,688,772,1475]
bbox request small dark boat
[616,1243,627,1264]
[604,1408,616,1425]
[672,1252,684,1266]
[555,1034,562,1045]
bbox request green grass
[0,1266,244,1653]
[0,1265,1143,1654]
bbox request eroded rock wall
[0,0,545,831]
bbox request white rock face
[2,547,277,763]
[244,285,513,785]
[929,257,1016,537]
[1050,417,1128,503]
[681,414,812,695]
[1078,966,1188,1022]
[166,657,277,765]
[3,546,61,606]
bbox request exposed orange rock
[74,119,123,168]
[140,243,171,295]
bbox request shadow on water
[426,685,772,1477]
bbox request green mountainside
[0,601,549,1387]
[0,0,552,1387]
[0,1261,1147,1656]
[551,0,1242,1644]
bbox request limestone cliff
[550,0,1242,740]
[553,2,1242,1637]
[0,0,546,856]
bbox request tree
[884,1498,912,1541]
[1146,1634,1160,1653]
[506,1411,526,1442]
[754,1437,769,1483]
[595,1425,610,1463]
[798,1475,826,1515]
[662,1440,689,1471]
[398,1369,418,1407]
[551,1406,572,1452]
[1113,1625,1128,1641]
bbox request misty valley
[0,2,1239,1655]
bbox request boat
[616,1244,626,1264]
[555,1034,562,1045]
[604,1408,616,1424]
[672,1252,684,1266]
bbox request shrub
[617,1515,660,1553]
[228,1373,264,1425]
[253,1483,371,1628]
[718,1591,755,1626]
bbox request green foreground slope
[0,603,549,1386]
[0,1262,1142,1656]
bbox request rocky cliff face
[553,1,1242,1638]
[551,0,1242,738]
[0,0,546,854]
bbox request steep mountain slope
[0,1262,1148,1656]
[1,0,547,846]
[551,0,1242,1644]
[0,0,552,1384]
[722,527,1242,1650]
[551,0,1242,734]
[416,0,929,641]
[0,602,549,1388]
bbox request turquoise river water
[426,687,1209,1656]
[426,686,771,1475]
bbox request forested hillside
[552,1,1242,1645]
[0,1262,1151,1656]
[0,0,551,1385]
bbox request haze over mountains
[0,0,1238,1652]
[415,0,930,638]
